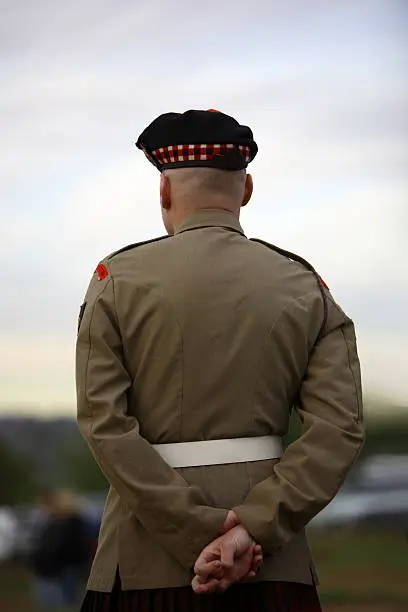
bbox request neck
[172,206,245,236]
[173,200,239,225]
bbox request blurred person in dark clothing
[29,489,91,611]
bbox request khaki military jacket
[76,209,364,591]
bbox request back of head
[165,167,247,210]
[135,109,257,232]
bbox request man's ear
[241,173,253,207]
[160,173,172,210]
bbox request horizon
[2,1,407,414]
[0,395,406,420]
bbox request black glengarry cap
[136,109,258,172]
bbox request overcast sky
[1,0,407,416]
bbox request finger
[228,547,253,582]
[220,541,235,568]
[194,549,220,573]
[193,569,223,586]
[205,577,232,593]
[244,553,262,580]
[194,559,223,580]
[252,553,263,566]
[250,545,262,562]
[250,558,263,575]
[219,578,232,592]
[242,547,254,569]
[192,576,224,594]
[249,560,262,573]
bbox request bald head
[159,167,253,234]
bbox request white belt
[153,435,282,468]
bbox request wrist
[221,510,240,534]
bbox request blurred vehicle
[356,454,408,489]
[11,504,44,559]
[0,507,18,562]
[310,453,408,530]
[311,487,408,530]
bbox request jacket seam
[340,325,361,423]
[84,279,113,420]
[251,290,320,427]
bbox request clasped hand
[191,511,263,594]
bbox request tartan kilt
[81,579,322,612]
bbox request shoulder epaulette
[107,235,169,260]
[250,238,328,339]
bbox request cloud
[0,332,76,410]
[358,331,408,405]
[1,0,407,410]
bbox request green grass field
[309,528,408,609]
[0,528,407,611]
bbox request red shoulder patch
[319,275,329,290]
[95,263,109,281]
[207,108,221,113]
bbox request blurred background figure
[27,489,91,611]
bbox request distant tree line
[0,440,38,505]
[0,436,107,506]
[0,406,406,506]
[285,408,408,457]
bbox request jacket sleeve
[76,269,227,571]
[233,291,365,553]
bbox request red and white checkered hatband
[150,143,251,165]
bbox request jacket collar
[174,208,246,237]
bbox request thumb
[220,539,235,569]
